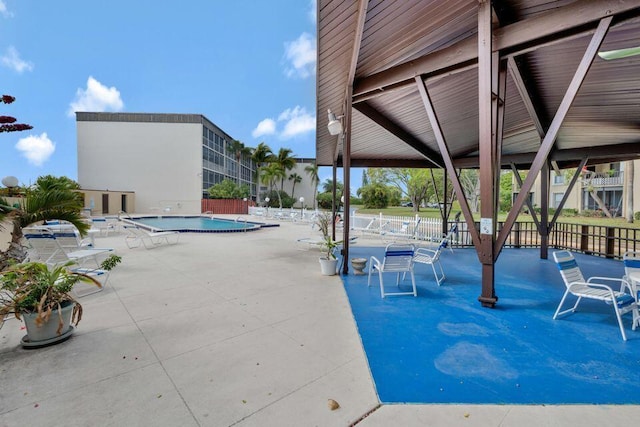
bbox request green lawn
[352,205,640,229]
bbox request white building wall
[77,120,202,214]
[279,160,317,209]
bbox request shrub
[359,183,389,209]
[207,179,250,199]
[635,211,640,221]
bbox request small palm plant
[0,255,121,336]
[315,211,342,260]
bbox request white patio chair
[22,230,111,297]
[622,251,640,300]
[380,217,421,243]
[24,228,114,268]
[552,250,639,341]
[123,225,180,249]
[368,243,417,298]
[412,237,449,286]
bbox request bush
[359,183,389,209]
[635,211,640,221]
[317,192,334,210]
[264,190,294,208]
[207,179,250,199]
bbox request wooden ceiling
[316,0,640,170]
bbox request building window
[552,192,563,208]
[552,173,565,185]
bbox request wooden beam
[510,163,541,231]
[453,141,640,168]
[507,57,546,138]
[353,102,444,168]
[333,0,369,166]
[415,75,480,250]
[549,158,589,228]
[352,1,640,99]
[495,16,612,257]
[342,87,353,275]
[477,0,498,308]
[540,161,550,259]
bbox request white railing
[583,171,624,186]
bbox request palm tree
[274,148,296,193]
[228,139,252,186]
[262,163,286,208]
[0,176,88,271]
[305,163,319,209]
[251,142,274,204]
[289,172,302,200]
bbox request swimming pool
[127,216,266,233]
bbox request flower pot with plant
[315,212,342,276]
[0,254,121,347]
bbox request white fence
[247,207,464,244]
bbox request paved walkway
[0,216,637,426]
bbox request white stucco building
[76,112,317,214]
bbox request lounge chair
[552,250,639,341]
[24,228,114,268]
[124,225,180,249]
[380,217,421,243]
[90,217,117,236]
[368,243,417,298]
[22,230,111,297]
[412,237,449,286]
[296,235,357,251]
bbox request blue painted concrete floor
[341,246,640,404]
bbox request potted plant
[315,212,342,276]
[0,254,121,347]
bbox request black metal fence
[450,221,640,259]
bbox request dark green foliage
[359,183,389,209]
[207,179,250,199]
[317,192,334,209]
[264,190,294,208]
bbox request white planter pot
[319,257,339,276]
[22,301,75,346]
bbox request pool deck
[1,216,639,426]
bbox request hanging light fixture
[327,109,344,136]
[598,46,640,60]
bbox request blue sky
[0,0,356,191]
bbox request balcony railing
[582,170,624,186]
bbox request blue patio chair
[368,243,417,298]
[553,250,638,341]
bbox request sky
[0,0,360,191]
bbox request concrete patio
[1,217,639,426]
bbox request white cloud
[278,106,316,139]
[1,46,33,73]
[308,0,316,23]
[0,1,13,18]
[283,32,316,79]
[67,76,124,117]
[15,133,55,166]
[252,118,276,138]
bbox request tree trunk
[626,160,634,222]
[0,215,27,271]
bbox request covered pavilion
[316,0,640,307]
